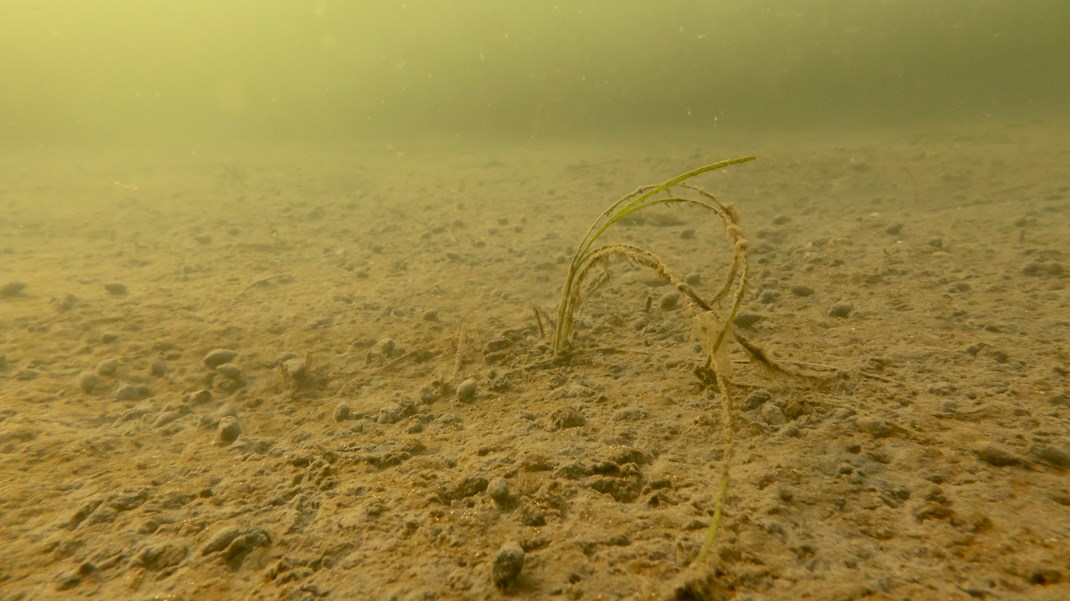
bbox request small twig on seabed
[235,274,294,299]
[530,303,546,339]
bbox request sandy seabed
[1,120,1069,600]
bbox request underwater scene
[1,1,1068,599]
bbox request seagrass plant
[552,156,755,564]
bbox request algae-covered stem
[552,155,756,354]
[547,156,757,565]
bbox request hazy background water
[2,0,1067,151]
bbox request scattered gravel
[3,125,1067,601]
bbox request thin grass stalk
[695,365,735,565]
[571,244,713,314]
[553,156,755,354]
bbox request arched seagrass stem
[550,158,755,566]
[553,156,755,355]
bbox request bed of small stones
[2,131,1069,599]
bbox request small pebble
[274,351,297,365]
[759,290,780,304]
[422,309,439,322]
[373,338,397,357]
[550,406,586,430]
[829,302,854,318]
[203,348,238,368]
[790,284,814,297]
[490,541,525,590]
[856,416,893,438]
[418,385,437,403]
[215,403,238,418]
[761,403,786,426]
[377,401,416,425]
[78,372,100,393]
[659,291,680,311]
[833,407,856,421]
[104,283,127,295]
[772,214,791,225]
[186,389,213,405]
[150,360,167,377]
[487,477,510,504]
[216,364,242,381]
[218,416,241,444]
[744,389,773,410]
[0,281,27,297]
[784,400,804,420]
[280,358,308,384]
[733,312,762,328]
[154,407,189,428]
[115,384,151,401]
[454,476,489,499]
[778,486,795,502]
[1023,261,1064,276]
[680,228,696,240]
[96,359,119,377]
[976,442,1022,467]
[929,382,955,396]
[101,332,119,344]
[457,378,478,403]
[333,403,351,422]
[53,294,78,311]
[1029,443,1070,468]
[947,281,971,293]
[885,223,903,235]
